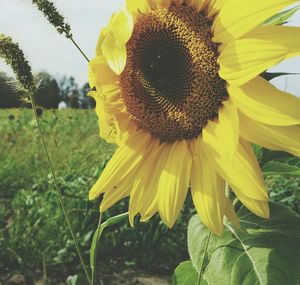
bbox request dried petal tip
[0,34,35,92]
[32,0,72,38]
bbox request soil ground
[1,269,170,285]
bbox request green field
[1,109,299,285]
[0,109,190,285]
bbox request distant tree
[68,91,80,108]
[0,72,91,109]
[0,72,23,108]
[80,82,95,109]
[34,72,60,109]
[58,76,82,108]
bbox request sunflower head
[89,0,300,235]
[120,4,227,142]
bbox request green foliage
[264,5,300,25]
[2,109,300,284]
[254,148,300,213]
[90,212,129,281]
[253,145,300,177]
[58,76,79,101]
[0,72,24,108]
[172,261,200,285]
[262,156,300,175]
[266,175,300,214]
[187,218,208,274]
[187,202,300,285]
[0,109,113,283]
[34,72,61,109]
[0,109,191,283]
[58,77,94,109]
[0,71,90,109]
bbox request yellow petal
[102,138,161,213]
[110,9,134,45]
[100,178,132,212]
[128,142,166,225]
[89,130,151,200]
[239,112,300,157]
[157,140,192,228]
[88,56,119,88]
[102,31,127,75]
[219,26,300,86]
[96,27,109,57]
[213,0,299,43]
[191,140,226,235]
[148,0,172,9]
[230,186,270,219]
[206,0,226,17]
[229,76,300,126]
[91,85,121,143]
[126,0,151,13]
[90,84,127,144]
[201,134,267,201]
[186,0,224,15]
[202,99,239,159]
[224,197,240,228]
[93,85,135,145]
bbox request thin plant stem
[42,253,47,285]
[91,212,103,285]
[28,92,92,285]
[197,231,211,285]
[69,36,90,62]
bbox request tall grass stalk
[0,34,92,285]
[69,37,90,62]
[32,0,90,62]
[28,92,92,285]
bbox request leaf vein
[225,223,265,285]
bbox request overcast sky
[0,0,300,96]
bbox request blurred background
[0,1,300,285]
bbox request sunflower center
[120,4,228,142]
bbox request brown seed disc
[120,4,228,142]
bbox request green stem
[90,213,128,284]
[197,231,211,285]
[69,36,90,62]
[42,252,47,285]
[28,92,92,285]
[91,212,103,285]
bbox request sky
[0,0,300,96]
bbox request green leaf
[264,5,300,25]
[252,144,263,162]
[262,156,300,175]
[258,149,300,176]
[172,261,207,285]
[188,202,300,285]
[90,225,102,273]
[259,149,287,167]
[188,216,211,272]
[66,275,78,285]
[90,212,128,272]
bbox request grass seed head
[0,34,35,93]
[32,0,72,38]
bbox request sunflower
[88,0,300,235]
